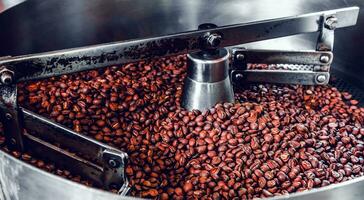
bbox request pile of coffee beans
[1,54,364,199]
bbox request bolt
[320,55,330,64]
[325,16,338,30]
[108,159,119,168]
[316,74,327,83]
[206,33,222,48]
[236,54,245,61]
[234,73,244,82]
[5,113,12,120]
[0,71,13,85]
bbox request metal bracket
[230,49,333,85]
[0,65,129,192]
[22,108,129,192]
[0,66,129,192]
[231,13,337,86]
[102,149,129,194]
[317,14,336,51]
[0,67,24,151]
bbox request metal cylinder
[181,48,234,111]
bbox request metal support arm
[230,12,338,86]
[230,49,333,85]
[0,7,358,83]
[0,68,24,151]
[22,108,129,192]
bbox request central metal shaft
[181,48,234,111]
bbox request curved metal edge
[2,145,364,200]
[269,173,364,200]
[0,0,25,14]
[0,150,139,200]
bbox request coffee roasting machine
[0,0,363,199]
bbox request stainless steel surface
[186,46,336,111]
[317,14,336,51]
[232,49,333,66]
[0,0,362,85]
[232,70,330,85]
[0,0,24,13]
[22,108,129,192]
[0,151,137,200]
[2,143,364,200]
[187,50,230,82]
[0,7,358,83]
[0,74,23,151]
[182,48,234,111]
[0,0,364,200]
[230,49,332,85]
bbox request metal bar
[232,49,333,66]
[0,83,24,150]
[22,108,116,163]
[0,7,358,82]
[23,132,105,185]
[232,70,330,85]
[317,15,336,51]
[21,108,129,192]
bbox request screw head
[325,16,338,30]
[234,73,244,82]
[236,54,245,61]
[206,33,222,48]
[108,159,119,168]
[320,55,330,64]
[0,71,13,85]
[316,74,327,83]
[5,113,12,120]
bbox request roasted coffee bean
[7,57,364,199]
[301,161,312,170]
[264,171,274,180]
[258,177,267,188]
[183,181,193,192]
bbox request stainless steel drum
[0,0,363,200]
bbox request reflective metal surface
[22,108,129,192]
[0,7,357,83]
[182,48,234,111]
[0,0,362,83]
[235,69,330,85]
[0,0,364,200]
[230,49,333,85]
[0,151,137,200]
[0,0,24,13]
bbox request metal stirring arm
[230,14,336,86]
[0,6,359,192]
[0,63,129,192]
[22,108,129,193]
[230,49,333,85]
